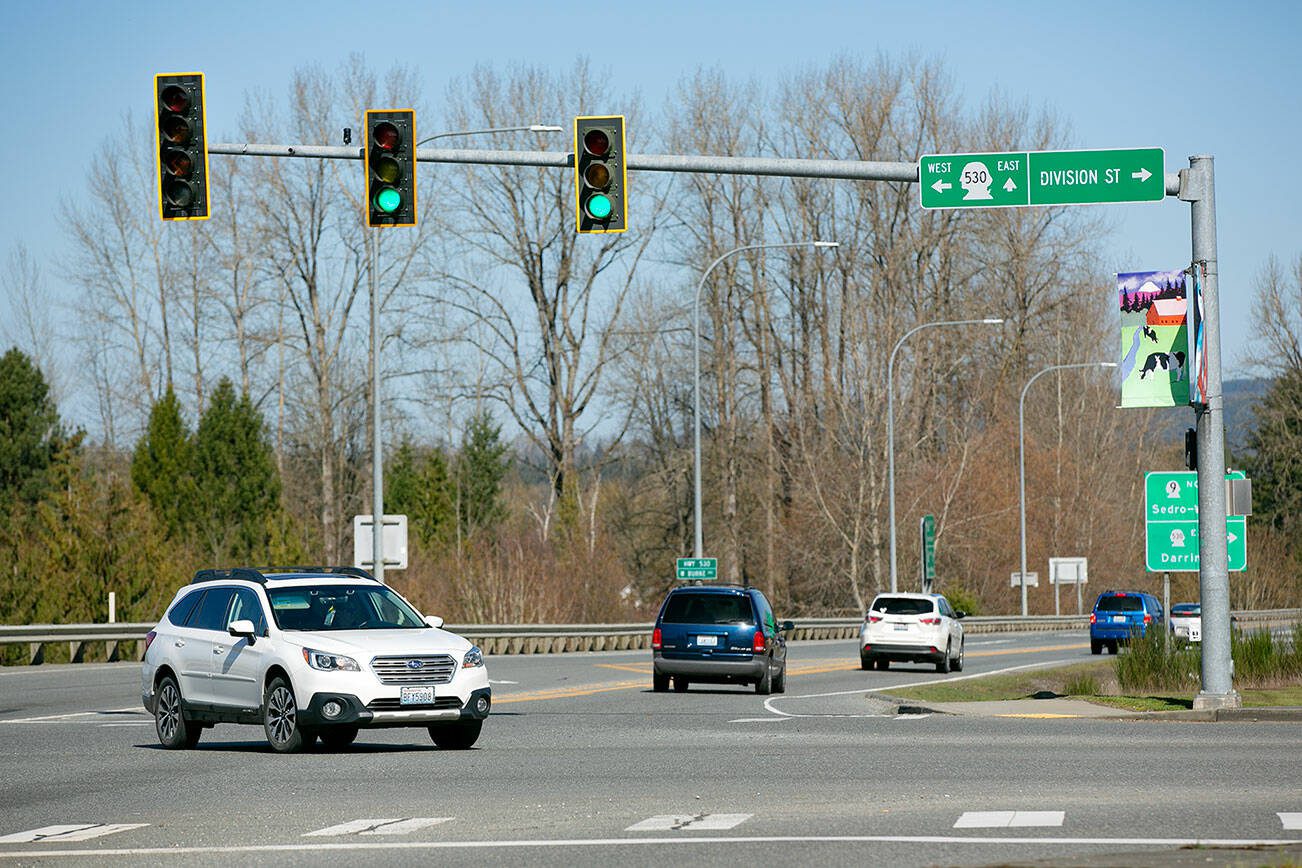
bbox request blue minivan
[1090,590,1164,654]
[651,585,792,695]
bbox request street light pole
[416,124,564,147]
[887,318,1004,593]
[1018,362,1117,616]
[692,240,839,558]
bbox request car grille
[366,696,462,711]
[370,654,457,685]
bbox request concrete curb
[874,693,1302,722]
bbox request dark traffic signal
[154,72,210,221]
[574,115,627,234]
[365,109,417,227]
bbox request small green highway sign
[676,557,718,581]
[1144,471,1246,572]
[919,148,1165,210]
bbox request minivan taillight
[652,627,662,650]
[144,630,157,653]
[753,631,766,653]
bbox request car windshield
[661,593,754,625]
[266,584,427,631]
[870,597,934,616]
[1096,595,1144,613]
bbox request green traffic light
[586,194,613,220]
[374,187,402,213]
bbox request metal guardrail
[1,609,1297,664]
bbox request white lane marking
[1281,813,1302,830]
[0,707,142,724]
[99,723,151,728]
[2,834,1299,858]
[761,659,1079,718]
[893,713,932,720]
[626,814,751,832]
[955,811,1064,828]
[728,717,791,724]
[969,639,1013,647]
[0,824,148,844]
[488,679,518,685]
[303,818,451,837]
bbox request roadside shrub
[943,586,981,617]
[1064,673,1099,696]
[1115,629,1200,694]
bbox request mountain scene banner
[1117,268,1189,408]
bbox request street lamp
[887,318,1004,593]
[1018,361,1117,616]
[692,240,839,558]
[369,122,563,580]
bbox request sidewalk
[894,696,1302,721]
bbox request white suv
[141,567,490,753]
[859,592,966,673]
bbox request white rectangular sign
[353,514,409,571]
[1010,571,1039,588]
[1049,557,1088,585]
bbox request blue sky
[2,0,1298,386]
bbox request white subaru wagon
[141,567,490,752]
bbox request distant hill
[1157,377,1269,458]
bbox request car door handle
[174,640,185,648]
[213,647,225,654]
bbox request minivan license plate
[400,686,435,705]
[696,635,717,647]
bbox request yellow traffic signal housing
[154,72,210,221]
[574,115,627,234]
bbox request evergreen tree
[191,378,280,562]
[1242,367,1302,548]
[457,411,509,539]
[386,438,455,549]
[0,348,66,506]
[131,387,196,536]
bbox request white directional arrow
[1003,177,1017,192]
[931,179,952,194]
[1227,531,1237,544]
[1131,167,1152,182]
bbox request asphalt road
[1,630,1298,866]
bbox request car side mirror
[954,611,967,619]
[227,619,256,644]
[425,615,444,629]
[780,620,795,632]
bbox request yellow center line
[595,663,653,674]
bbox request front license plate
[893,624,908,632]
[696,635,717,647]
[400,686,435,705]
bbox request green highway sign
[676,557,718,581]
[919,148,1165,210]
[920,514,936,584]
[1144,471,1246,572]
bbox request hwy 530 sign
[919,148,1165,210]
[1144,471,1246,572]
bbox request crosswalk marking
[953,811,1064,828]
[302,818,452,837]
[626,813,751,832]
[0,823,149,844]
[1280,813,1302,830]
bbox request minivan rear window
[870,597,934,616]
[1096,595,1144,612]
[661,593,754,625]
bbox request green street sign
[920,514,936,583]
[919,147,1165,209]
[1144,471,1246,572]
[676,557,718,581]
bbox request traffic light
[365,109,417,227]
[154,72,210,221]
[574,115,627,234]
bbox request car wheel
[652,672,669,692]
[154,675,200,750]
[755,662,773,695]
[1109,640,1120,655]
[772,664,786,694]
[952,640,964,672]
[935,642,952,673]
[429,720,482,750]
[860,653,872,671]
[319,726,359,750]
[263,676,307,753]
[875,658,890,671]
[1091,639,1103,655]
[672,676,689,692]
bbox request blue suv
[1090,590,1164,654]
[651,585,792,695]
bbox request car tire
[319,726,359,750]
[755,662,773,695]
[1091,639,1103,655]
[652,672,669,692]
[773,665,786,694]
[429,720,482,750]
[154,675,200,750]
[935,642,952,673]
[1108,641,1119,655]
[672,676,689,692]
[859,653,872,671]
[263,676,307,754]
[875,659,890,671]
[952,640,964,672]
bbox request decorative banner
[1186,263,1207,407]
[1117,268,1189,408]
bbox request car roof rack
[190,566,378,585]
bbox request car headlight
[462,646,484,669]
[302,648,360,671]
